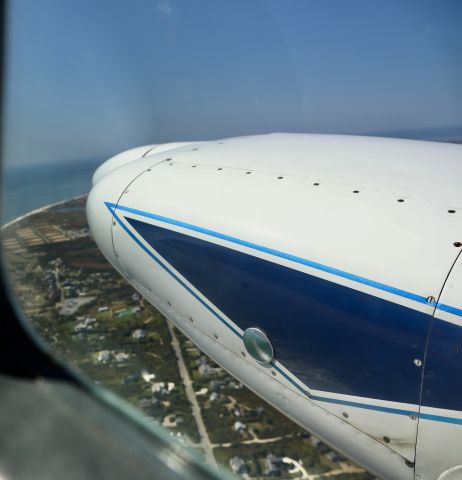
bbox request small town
[3,196,374,480]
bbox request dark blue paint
[126,216,432,406]
[422,318,462,411]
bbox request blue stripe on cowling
[311,395,416,416]
[106,202,462,426]
[420,412,462,425]
[106,202,461,317]
[436,303,462,316]
[311,395,462,425]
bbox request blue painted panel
[422,318,462,411]
[126,217,432,406]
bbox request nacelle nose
[92,142,202,186]
[87,141,203,275]
[86,166,125,273]
[87,147,155,272]
[92,145,157,186]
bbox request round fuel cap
[243,328,274,365]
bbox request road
[167,322,218,470]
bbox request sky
[3,0,462,166]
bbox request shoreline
[2,193,88,230]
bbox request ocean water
[2,158,102,224]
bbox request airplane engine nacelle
[87,134,462,480]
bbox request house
[141,369,155,383]
[96,350,111,363]
[151,382,175,395]
[227,381,242,390]
[233,421,246,433]
[152,383,167,395]
[74,317,96,332]
[115,352,129,362]
[208,380,225,392]
[325,451,340,463]
[132,329,146,340]
[198,361,221,376]
[263,454,283,477]
[229,456,248,475]
[198,363,213,376]
[310,436,321,447]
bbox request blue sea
[2,158,102,224]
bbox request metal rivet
[277,176,284,179]
[113,221,116,226]
[188,317,194,323]
[397,198,404,203]
[167,301,172,307]
[353,190,359,193]
[192,165,197,168]
[414,359,422,367]
[147,168,151,172]
[313,182,320,186]
[410,414,417,420]
[246,171,251,175]
[454,242,462,248]
[383,436,391,443]
[213,334,218,340]
[124,189,129,194]
[426,296,436,304]
[241,351,246,357]
[448,210,456,213]
[271,370,276,376]
[342,412,349,419]
[217,168,223,170]
[405,460,414,468]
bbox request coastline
[1,193,88,230]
